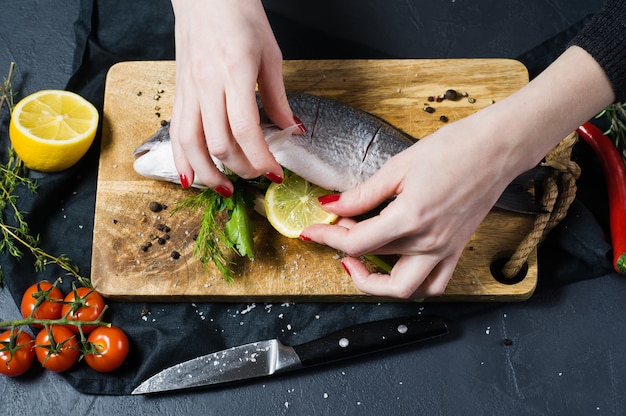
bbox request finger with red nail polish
[293,115,307,134]
[318,193,340,205]
[179,173,191,189]
[341,259,352,277]
[298,234,312,242]
[265,171,283,183]
[214,185,233,198]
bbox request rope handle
[501,131,580,280]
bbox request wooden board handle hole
[490,254,528,285]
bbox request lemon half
[9,89,99,172]
[264,174,338,238]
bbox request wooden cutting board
[92,59,538,302]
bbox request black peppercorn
[155,223,171,233]
[444,89,459,100]
[149,201,163,213]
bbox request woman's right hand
[301,46,615,299]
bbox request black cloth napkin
[0,0,613,395]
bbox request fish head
[133,122,169,159]
[132,122,223,188]
[132,122,181,184]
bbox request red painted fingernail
[318,193,340,205]
[265,171,283,184]
[341,259,352,277]
[293,115,307,133]
[298,234,311,242]
[214,185,233,198]
[179,173,190,189]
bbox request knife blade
[132,315,448,395]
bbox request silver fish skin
[132,123,211,188]
[262,93,416,191]
[133,93,415,192]
[132,93,547,213]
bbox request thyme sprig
[0,62,89,287]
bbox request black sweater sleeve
[571,0,626,102]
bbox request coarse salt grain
[241,303,256,314]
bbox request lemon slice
[9,89,99,172]
[264,173,338,238]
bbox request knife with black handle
[132,315,448,395]
[292,314,447,366]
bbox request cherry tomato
[84,326,129,372]
[0,329,35,377]
[61,286,106,333]
[34,325,79,372]
[20,281,64,324]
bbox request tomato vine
[0,280,128,376]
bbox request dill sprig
[173,189,235,282]
[172,180,257,283]
[0,62,89,287]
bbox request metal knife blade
[132,315,448,395]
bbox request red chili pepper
[577,122,626,274]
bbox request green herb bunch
[173,175,261,283]
[0,63,88,287]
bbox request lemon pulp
[9,89,99,172]
[264,174,338,238]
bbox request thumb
[320,168,401,218]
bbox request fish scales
[261,93,415,191]
[133,93,546,213]
[134,93,416,192]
